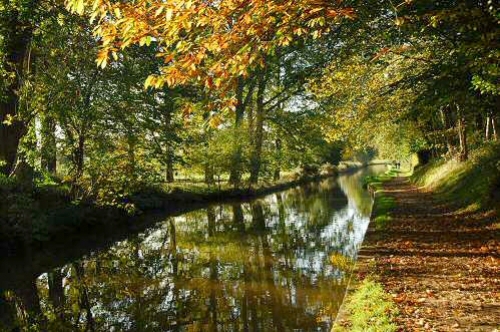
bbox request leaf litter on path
[357,178,500,331]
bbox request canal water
[0,165,385,331]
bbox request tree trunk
[18,279,46,328]
[166,151,174,183]
[273,138,282,181]
[126,133,136,179]
[208,252,218,332]
[439,106,453,155]
[486,114,491,141]
[0,10,33,176]
[164,96,175,183]
[48,269,65,320]
[232,204,245,233]
[492,116,497,141]
[229,77,246,187]
[73,262,95,331]
[168,218,178,275]
[457,104,468,162]
[11,124,36,185]
[251,201,265,231]
[41,116,57,174]
[75,134,85,178]
[249,71,266,184]
[207,206,216,237]
[204,162,215,185]
[202,123,215,185]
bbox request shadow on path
[358,178,500,331]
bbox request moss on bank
[129,172,331,211]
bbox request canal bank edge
[332,172,398,332]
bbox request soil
[357,178,500,331]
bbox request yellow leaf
[166,76,175,86]
[310,7,324,14]
[154,78,165,88]
[96,50,108,68]
[139,36,151,46]
[144,75,155,88]
[166,8,174,21]
[155,6,164,17]
[90,11,98,23]
[100,58,107,69]
[209,115,221,128]
[76,0,84,14]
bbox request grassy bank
[412,142,500,211]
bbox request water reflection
[0,166,385,331]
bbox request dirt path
[357,178,500,331]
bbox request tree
[0,0,41,175]
[68,0,353,92]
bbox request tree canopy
[0,0,498,203]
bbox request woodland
[0,0,499,241]
[1,0,500,331]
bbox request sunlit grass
[362,168,398,191]
[363,170,398,229]
[372,196,396,230]
[412,142,500,210]
[333,278,398,332]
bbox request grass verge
[333,169,400,331]
[333,278,398,332]
[364,170,398,229]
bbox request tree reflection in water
[0,166,385,331]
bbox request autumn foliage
[66,0,354,94]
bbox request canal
[0,165,385,331]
